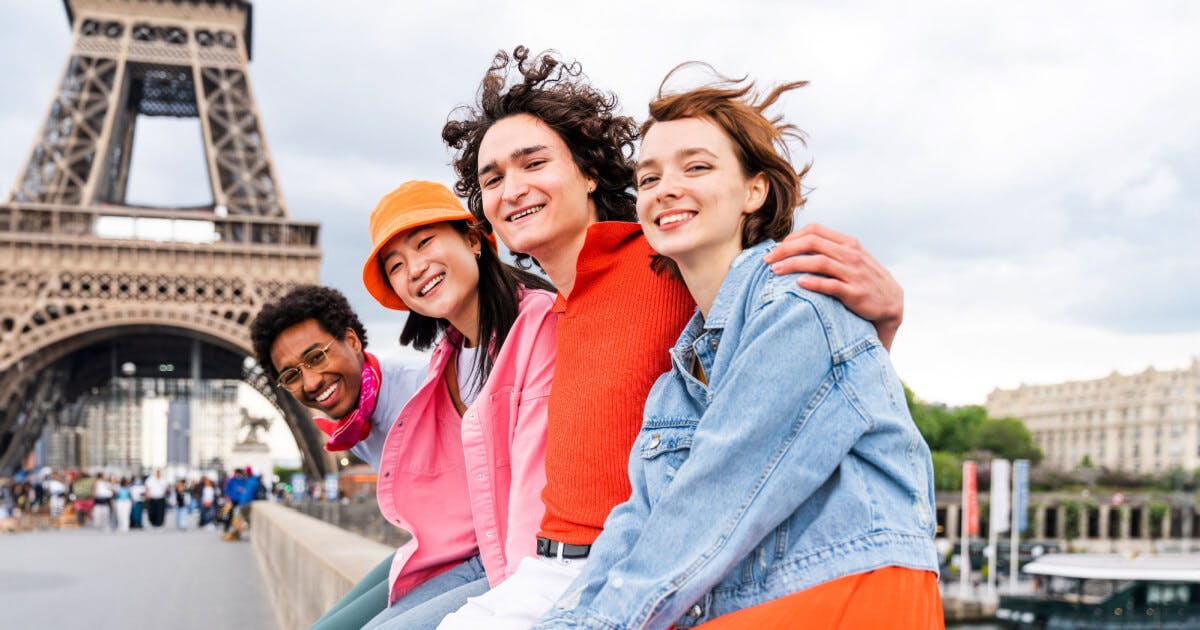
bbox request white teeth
[509,205,544,221]
[658,212,695,226]
[315,382,337,402]
[418,273,445,296]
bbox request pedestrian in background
[115,478,132,533]
[46,474,66,519]
[198,476,216,529]
[71,472,94,527]
[173,479,191,530]
[144,469,168,528]
[92,473,113,532]
[129,475,145,529]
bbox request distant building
[42,377,272,477]
[986,359,1200,474]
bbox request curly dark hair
[442,45,639,266]
[250,285,368,382]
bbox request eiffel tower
[0,0,334,478]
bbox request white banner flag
[990,459,1011,534]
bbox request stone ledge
[251,501,394,630]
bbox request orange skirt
[693,567,943,630]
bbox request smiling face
[477,113,597,262]
[636,117,767,270]
[269,320,363,419]
[378,222,482,337]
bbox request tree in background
[905,385,1043,491]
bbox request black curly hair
[250,285,368,382]
[442,45,639,267]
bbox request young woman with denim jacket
[532,71,942,630]
[301,181,558,630]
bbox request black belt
[536,536,591,559]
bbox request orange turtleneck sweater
[537,222,695,545]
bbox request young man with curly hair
[430,47,906,629]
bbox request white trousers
[436,555,587,630]
[92,503,112,531]
[115,499,132,532]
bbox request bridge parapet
[251,501,394,630]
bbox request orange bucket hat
[361,180,494,311]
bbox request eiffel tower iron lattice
[0,0,334,478]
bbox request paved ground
[0,518,275,630]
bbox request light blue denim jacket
[533,240,939,630]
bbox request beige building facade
[986,359,1200,474]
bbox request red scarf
[312,352,381,452]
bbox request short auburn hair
[642,64,809,260]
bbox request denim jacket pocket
[638,417,699,504]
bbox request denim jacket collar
[669,241,778,396]
[702,240,777,330]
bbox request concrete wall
[251,501,396,630]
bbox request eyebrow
[280,341,324,370]
[379,226,431,265]
[478,144,550,177]
[636,147,719,171]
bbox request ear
[466,230,483,258]
[743,172,769,216]
[344,327,363,354]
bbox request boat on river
[997,553,1200,629]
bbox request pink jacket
[375,288,558,605]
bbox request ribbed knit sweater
[538,222,695,545]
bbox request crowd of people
[240,45,943,629]
[0,466,264,539]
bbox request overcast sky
[2,1,1197,406]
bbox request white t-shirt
[350,359,427,471]
[93,479,113,500]
[143,476,169,499]
[456,344,483,407]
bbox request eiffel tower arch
[0,0,334,478]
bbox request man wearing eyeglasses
[249,285,426,471]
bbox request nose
[408,251,430,281]
[300,364,324,393]
[501,170,528,205]
[656,170,685,203]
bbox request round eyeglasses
[276,339,335,389]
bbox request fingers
[769,252,851,281]
[794,275,856,303]
[788,223,859,247]
[764,224,863,264]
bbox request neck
[448,293,481,348]
[675,243,743,319]
[531,222,593,299]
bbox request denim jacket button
[688,604,703,618]
[647,434,661,449]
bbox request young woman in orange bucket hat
[311,180,559,630]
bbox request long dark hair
[399,221,555,391]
